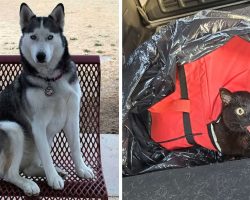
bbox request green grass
[83,49,91,53]
[98,34,109,38]
[96,50,104,54]
[94,43,103,47]
[70,37,78,41]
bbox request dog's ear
[20,3,35,30]
[49,3,64,30]
[220,88,232,106]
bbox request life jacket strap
[178,64,197,146]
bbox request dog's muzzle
[36,52,46,63]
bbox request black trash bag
[122,10,250,176]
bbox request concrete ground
[100,134,119,199]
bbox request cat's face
[220,88,250,132]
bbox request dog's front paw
[23,179,40,196]
[77,166,95,179]
[47,174,64,190]
[55,166,68,179]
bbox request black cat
[215,88,250,155]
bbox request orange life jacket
[148,36,250,152]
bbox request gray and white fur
[0,3,94,195]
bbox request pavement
[100,134,119,199]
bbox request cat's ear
[220,88,232,106]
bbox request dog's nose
[36,52,46,63]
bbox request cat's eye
[48,35,53,40]
[30,35,37,40]
[235,107,245,116]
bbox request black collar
[35,71,64,82]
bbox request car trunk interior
[123,1,250,199]
[123,0,250,61]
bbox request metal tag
[45,85,54,96]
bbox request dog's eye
[48,35,53,40]
[30,35,37,40]
[235,107,245,116]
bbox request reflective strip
[210,123,222,152]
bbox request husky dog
[0,3,94,195]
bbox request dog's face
[19,3,65,72]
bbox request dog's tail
[0,121,24,177]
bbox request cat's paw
[77,166,95,179]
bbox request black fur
[215,88,250,155]
[0,129,10,153]
[19,15,77,85]
[0,76,33,136]
[0,8,78,139]
[21,17,62,33]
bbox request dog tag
[45,85,54,96]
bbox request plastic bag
[123,10,250,176]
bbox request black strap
[178,65,197,145]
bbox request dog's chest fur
[25,76,80,136]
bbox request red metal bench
[0,55,108,200]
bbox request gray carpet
[123,159,250,200]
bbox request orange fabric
[149,99,190,113]
[149,36,250,151]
